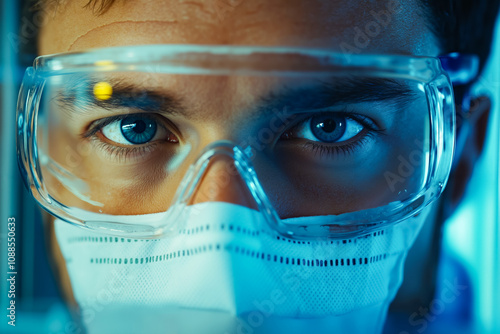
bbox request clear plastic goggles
[17,45,458,239]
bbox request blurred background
[1,1,77,333]
[0,1,498,333]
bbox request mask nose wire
[164,140,281,234]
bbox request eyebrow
[255,77,417,114]
[55,77,190,118]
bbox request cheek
[43,124,187,215]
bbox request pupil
[133,120,146,133]
[310,114,346,143]
[320,119,337,133]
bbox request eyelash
[83,114,131,138]
[301,131,378,158]
[82,114,168,162]
[89,137,160,162]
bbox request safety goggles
[17,45,477,239]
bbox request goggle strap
[439,53,480,86]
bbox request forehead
[39,0,439,56]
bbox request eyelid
[89,137,162,163]
[302,132,377,159]
[286,109,381,132]
[82,115,127,139]
[81,113,180,140]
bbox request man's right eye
[98,114,179,146]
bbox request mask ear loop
[438,53,480,167]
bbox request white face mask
[55,201,428,334]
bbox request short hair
[33,0,115,15]
[420,0,500,79]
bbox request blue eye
[100,114,178,146]
[283,113,365,144]
[310,114,348,143]
[120,116,157,144]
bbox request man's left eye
[282,114,364,143]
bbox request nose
[187,154,259,211]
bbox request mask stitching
[85,242,399,268]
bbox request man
[17,0,499,333]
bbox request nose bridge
[187,152,260,211]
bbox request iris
[120,115,157,144]
[310,115,346,143]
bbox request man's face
[33,0,452,326]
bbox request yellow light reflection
[93,81,113,101]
